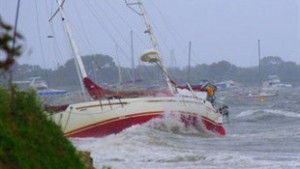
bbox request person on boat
[202,82,217,105]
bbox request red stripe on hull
[202,117,226,136]
[66,113,162,137]
[66,112,226,137]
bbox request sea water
[72,88,300,169]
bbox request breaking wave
[72,111,214,151]
[145,112,215,137]
[236,109,300,119]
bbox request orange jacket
[206,86,214,96]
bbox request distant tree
[193,64,210,81]
[8,54,300,89]
[260,56,283,77]
[50,54,118,90]
[278,61,299,83]
[260,56,283,66]
[209,60,236,81]
[82,54,117,84]
[234,67,258,85]
[168,66,188,84]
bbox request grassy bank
[0,87,85,169]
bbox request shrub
[0,87,85,169]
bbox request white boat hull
[50,96,225,137]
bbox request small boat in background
[262,75,292,90]
[13,77,67,96]
[233,87,278,105]
[215,80,242,90]
[243,90,278,98]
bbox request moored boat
[47,0,227,137]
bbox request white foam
[263,109,300,118]
[73,136,299,169]
[236,109,260,117]
[236,109,300,118]
[146,112,215,137]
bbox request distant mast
[130,30,135,82]
[116,43,123,87]
[258,39,261,85]
[170,49,175,67]
[188,41,192,83]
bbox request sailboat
[47,0,228,137]
[235,40,278,103]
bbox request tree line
[2,54,299,91]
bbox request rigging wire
[149,1,184,49]
[86,0,134,56]
[102,0,161,81]
[85,0,135,82]
[49,24,63,69]
[61,2,132,84]
[90,1,128,43]
[0,2,4,62]
[34,0,49,80]
[94,0,168,83]
[102,0,148,48]
[149,1,200,67]
[83,1,129,58]
[41,0,66,88]
[82,0,139,82]
[45,0,66,71]
[70,1,96,54]
[12,0,21,53]
[298,0,300,79]
[8,0,21,84]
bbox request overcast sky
[1,0,299,69]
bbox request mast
[92,60,98,83]
[125,0,175,94]
[116,43,123,87]
[188,41,192,83]
[51,0,87,95]
[258,39,261,85]
[170,49,175,67]
[130,30,135,82]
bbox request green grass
[0,87,85,169]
